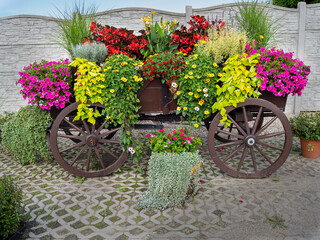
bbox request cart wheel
[208,98,292,178]
[49,102,128,178]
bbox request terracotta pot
[300,138,320,159]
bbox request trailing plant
[141,11,179,58]
[87,21,148,59]
[237,0,280,49]
[175,53,219,128]
[246,43,311,96]
[0,175,23,239]
[290,112,320,141]
[213,52,262,125]
[71,55,144,162]
[195,27,248,65]
[145,127,202,153]
[52,1,97,57]
[142,51,185,85]
[71,42,108,65]
[1,105,52,165]
[17,59,73,110]
[138,151,203,209]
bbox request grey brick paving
[0,124,320,240]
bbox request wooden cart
[47,78,292,179]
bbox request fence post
[294,1,306,115]
[185,5,193,25]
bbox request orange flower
[128,86,132,90]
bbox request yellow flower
[186,61,189,65]
[115,70,119,72]
[189,76,194,79]
[183,107,188,110]
[192,64,197,68]
[260,35,264,39]
[121,77,127,82]
[194,44,198,47]
[110,89,115,93]
[176,91,181,95]
[206,78,210,83]
[202,40,205,44]
[199,99,204,106]
[177,106,181,111]
[204,110,210,115]
[151,11,157,15]
[121,62,127,66]
[213,63,218,67]
[188,92,193,96]
[194,123,199,128]
[184,75,189,79]
[207,73,215,77]
[194,94,199,98]
[173,19,178,25]
[197,88,201,92]
[189,71,193,75]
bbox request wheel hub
[86,135,98,147]
[245,135,256,147]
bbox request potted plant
[138,127,202,209]
[290,113,320,159]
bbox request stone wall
[0,3,319,114]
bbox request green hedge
[0,175,23,239]
[1,105,52,165]
[273,0,320,8]
[138,151,203,209]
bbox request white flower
[204,93,208,97]
[171,82,177,88]
[195,107,200,111]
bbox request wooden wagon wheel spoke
[223,144,245,163]
[85,147,93,172]
[216,128,245,140]
[257,141,284,151]
[97,143,119,160]
[57,134,84,140]
[71,145,88,166]
[255,145,274,165]
[250,147,257,172]
[227,114,247,136]
[215,139,244,148]
[49,102,128,178]
[94,147,105,169]
[256,116,278,136]
[256,131,285,140]
[208,98,292,178]
[63,118,86,136]
[251,106,263,135]
[60,141,85,153]
[237,147,248,171]
[82,120,90,133]
[99,139,121,144]
[242,106,250,135]
[99,127,121,138]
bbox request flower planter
[259,90,288,111]
[137,77,177,115]
[300,138,320,159]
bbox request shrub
[1,105,52,165]
[0,175,23,239]
[273,0,320,8]
[138,151,203,209]
[71,42,108,65]
[290,112,320,141]
[237,0,280,49]
[195,27,248,65]
[0,112,15,142]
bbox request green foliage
[71,55,145,163]
[138,151,203,209]
[0,175,23,238]
[290,112,320,141]
[273,0,320,8]
[213,53,261,125]
[141,12,178,58]
[195,27,248,65]
[176,53,219,128]
[1,105,52,165]
[71,42,108,65]
[0,111,15,142]
[145,127,202,154]
[52,1,97,58]
[237,0,280,49]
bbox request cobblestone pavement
[0,124,320,240]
